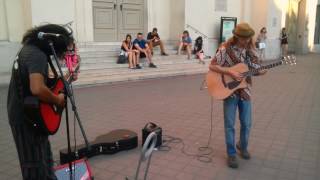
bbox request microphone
[38,32,61,40]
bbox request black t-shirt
[147,32,160,41]
[7,45,48,125]
[281,32,288,44]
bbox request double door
[93,0,144,42]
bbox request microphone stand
[48,41,91,179]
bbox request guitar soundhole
[227,81,241,89]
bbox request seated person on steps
[178,30,192,60]
[133,32,157,68]
[121,34,141,69]
[193,36,206,64]
[147,27,169,56]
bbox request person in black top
[7,24,74,180]
[147,28,168,56]
[280,27,288,57]
[121,34,140,69]
[193,36,205,64]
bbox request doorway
[92,0,145,42]
[296,0,307,54]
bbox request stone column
[74,0,94,43]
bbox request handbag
[117,52,127,64]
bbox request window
[314,5,320,44]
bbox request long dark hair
[195,36,203,46]
[260,27,267,33]
[22,24,74,57]
[183,30,189,37]
[124,34,132,44]
[194,36,203,52]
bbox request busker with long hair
[7,24,74,179]
[209,23,267,168]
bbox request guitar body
[24,78,64,135]
[206,63,249,100]
[25,62,80,135]
[39,78,64,134]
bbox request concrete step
[80,54,191,66]
[79,57,208,71]
[78,44,177,53]
[79,60,210,76]
[75,64,208,86]
[78,49,178,59]
[68,41,205,86]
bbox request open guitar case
[60,129,138,164]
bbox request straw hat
[232,23,255,38]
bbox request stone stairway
[73,42,210,86]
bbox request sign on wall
[220,17,237,43]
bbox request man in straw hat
[209,23,267,168]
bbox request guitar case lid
[95,129,137,143]
[59,129,138,164]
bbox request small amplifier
[54,158,93,180]
[142,122,162,148]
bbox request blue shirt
[182,36,192,44]
[133,39,147,49]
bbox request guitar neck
[65,63,80,83]
[248,61,283,76]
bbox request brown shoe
[236,144,251,160]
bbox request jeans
[223,96,252,156]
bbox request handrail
[186,24,209,39]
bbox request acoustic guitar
[206,56,296,100]
[24,63,80,135]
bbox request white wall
[30,0,95,43]
[169,0,185,40]
[306,0,318,52]
[263,0,284,59]
[147,0,171,40]
[147,0,185,41]
[185,0,243,40]
[31,0,75,26]
[316,0,320,52]
[5,0,30,42]
[74,0,94,42]
[184,0,244,56]
[0,0,8,41]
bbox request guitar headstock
[281,55,297,66]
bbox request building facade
[0,0,319,72]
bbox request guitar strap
[225,43,242,65]
[224,43,252,100]
[12,47,25,101]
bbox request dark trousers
[10,123,57,180]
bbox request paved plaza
[0,54,320,180]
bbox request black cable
[158,97,215,163]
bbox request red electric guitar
[24,63,80,135]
